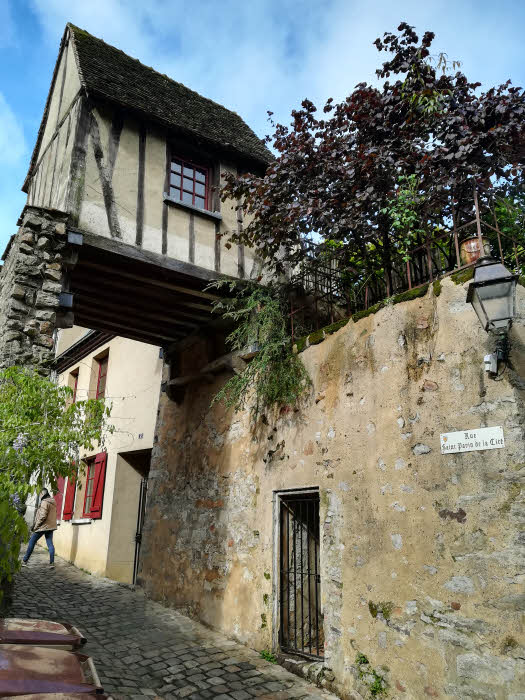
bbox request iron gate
[133,477,148,585]
[279,492,323,658]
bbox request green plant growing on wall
[355,653,388,698]
[0,366,112,603]
[208,280,311,420]
[260,649,277,663]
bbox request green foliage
[355,653,388,698]
[260,649,277,663]
[383,175,426,261]
[0,366,112,595]
[208,280,311,420]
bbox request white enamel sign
[440,426,504,454]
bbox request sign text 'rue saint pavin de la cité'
[440,426,505,454]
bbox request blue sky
[0,0,524,252]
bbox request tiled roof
[69,24,272,166]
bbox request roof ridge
[67,23,250,125]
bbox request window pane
[182,190,193,204]
[171,161,182,173]
[169,186,180,199]
[183,177,194,192]
[183,165,194,178]
[195,181,205,196]
[195,169,206,183]
[170,173,181,187]
[195,196,205,209]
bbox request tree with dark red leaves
[222,23,524,285]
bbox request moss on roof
[68,24,273,167]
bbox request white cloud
[30,0,524,147]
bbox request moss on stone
[499,482,521,514]
[391,283,429,305]
[295,337,307,353]
[352,302,383,322]
[368,600,394,620]
[433,279,442,297]
[451,268,474,285]
[263,593,269,606]
[263,571,271,580]
[260,613,267,629]
[324,318,349,336]
[502,636,519,654]
[308,329,325,346]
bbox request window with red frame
[82,453,107,519]
[96,356,108,400]
[169,157,208,210]
[70,370,79,402]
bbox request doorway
[277,489,323,659]
[133,475,148,585]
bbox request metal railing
[289,189,524,342]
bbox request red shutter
[55,477,66,521]
[62,476,76,521]
[90,452,107,519]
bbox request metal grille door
[133,477,148,585]
[280,492,323,658]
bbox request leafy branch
[207,280,311,421]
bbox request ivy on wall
[208,280,311,421]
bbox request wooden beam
[77,260,219,301]
[73,288,210,325]
[74,310,184,344]
[168,373,215,388]
[200,351,247,376]
[74,229,220,283]
[71,275,213,318]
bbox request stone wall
[141,277,525,700]
[0,206,68,372]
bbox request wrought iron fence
[289,189,524,342]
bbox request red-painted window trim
[82,453,107,520]
[55,476,66,521]
[62,474,76,521]
[96,356,108,400]
[82,458,96,517]
[169,156,209,210]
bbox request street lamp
[467,256,518,375]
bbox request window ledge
[71,518,92,526]
[163,193,222,222]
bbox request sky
[0,0,524,252]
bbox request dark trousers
[23,530,55,563]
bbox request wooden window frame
[82,458,97,518]
[169,155,209,211]
[95,355,108,400]
[81,453,107,520]
[70,370,79,403]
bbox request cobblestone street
[12,550,336,700]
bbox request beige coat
[33,497,57,532]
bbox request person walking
[21,488,57,568]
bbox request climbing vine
[208,280,311,420]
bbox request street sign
[440,427,504,454]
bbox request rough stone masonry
[141,277,525,700]
[0,206,70,372]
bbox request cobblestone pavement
[12,550,337,700]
